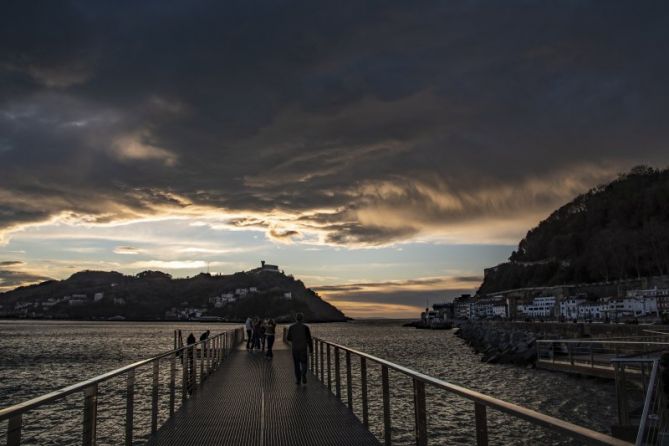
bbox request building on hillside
[627,288,669,314]
[559,297,586,320]
[453,294,475,319]
[432,302,454,320]
[578,301,606,320]
[283,292,293,300]
[492,299,507,318]
[94,292,104,302]
[603,296,658,319]
[113,297,126,306]
[518,296,556,318]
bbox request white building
[577,302,606,319]
[492,300,507,318]
[283,292,293,300]
[560,297,586,319]
[518,296,557,318]
[249,287,258,293]
[235,288,248,296]
[94,292,104,302]
[603,297,658,319]
[113,297,126,306]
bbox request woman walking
[264,318,276,358]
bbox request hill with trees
[0,268,347,322]
[478,166,669,295]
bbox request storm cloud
[2,1,669,246]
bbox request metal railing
[0,327,244,445]
[537,339,669,372]
[312,337,632,446]
[611,358,669,446]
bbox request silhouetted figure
[245,317,253,350]
[252,317,262,350]
[265,318,276,358]
[259,320,267,351]
[287,313,312,385]
[187,333,196,345]
[199,330,210,341]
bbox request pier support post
[151,361,159,434]
[182,348,188,403]
[327,344,332,392]
[7,414,22,446]
[413,379,427,446]
[361,357,369,428]
[346,351,353,409]
[199,342,204,384]
[320,341,325,383]
[335,347,341,398]
[126,370,134,446]
[382,365,392,446]
[474,402,488,446]
[82,384,98,446]
[170,353,176,416]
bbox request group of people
[245,316,277,357]
[244,313,313,385]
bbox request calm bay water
[0,320,616,445]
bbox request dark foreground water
[0,320,616,445]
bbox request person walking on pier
[252,317,262,350]
[264,318,276,358]
[245,317,253,350]
[286,313,312,385]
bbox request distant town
[0,261,347,322]
[423,275,669,326]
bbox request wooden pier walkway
[146,344,380,446]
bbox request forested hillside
[478,166,669,294]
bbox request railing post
[126,370,134,446]
[7,414,22,446]
[311,341,315,372]
[82,384,98,446]
[474,402,489,446]
[182,348,188,403]
[589,344,594,368]
[320,341,325,383]
[382,365,392,446]
[361,357,369,428]
[335,347,341,398]
[170,353,176,416]
[413,379,427,446]
[151,361,159,434]
[568,343,574,365]
[313,340,317,375]
[346,351,353,409]
[327,344,332,392]
[199,342,204,384]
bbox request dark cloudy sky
[1,1,668,316]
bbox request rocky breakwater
[455,321,537,366]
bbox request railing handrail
[537,339,669,345]
[0,327,241,422]
[315,337,632,446]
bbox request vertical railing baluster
[382,365,392,446]
[199,342,204,384]
[320,341,325,383]
[413,379,427,446]
[346,351,353,409]
[126,370,134,446]
[327,344,332,392]
[361,357,369,428]
[151,361,159,434]
[568,343,574,365]
[82,384,98,446]
[474,402,488,446]
[7,414,22,446]
[311,340,315,373]
[182,347,188,403]
[170,353,176,416]
[335,347,341,398]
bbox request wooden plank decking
[147,344,380,446]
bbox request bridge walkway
[146,344,380,446]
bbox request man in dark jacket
[286,313,312,385]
